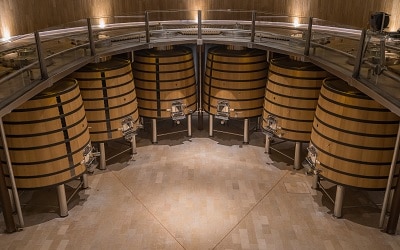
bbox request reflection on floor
[1,117,400,249]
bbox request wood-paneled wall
[1,0,399,37]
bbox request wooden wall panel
[1,0,399,38]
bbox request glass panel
[146,10,199,42]
[0,32,41,105]
[90,14,146,52]
[358,31,400,104]
[202,10,253,41]
[37,19,90,76]
[309,18,362,74]
[255,13,309,54]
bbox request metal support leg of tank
[333,185,345,218]
[264,135,271,154]
[209,114,214,137]
[294,142,302,170]
[99,143,106,170]
[131,135,137,155]
[265,135,270,154]
[152,119,158,144]
[187,114,192,137]
[243,118,249,144]
[57,184,68,217]
[81,173,89,189]
[311,174,319,190]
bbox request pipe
[197,44,204,130]
[386,174,400,234]
[57,184,68,217]
[380,121,400,228]
[0,118,24,227]
[0,162,16,233]
[8,189,15,212]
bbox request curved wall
[0,0,399,38]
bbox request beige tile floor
[1,117,400,249]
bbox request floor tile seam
[110,171,186,250]
[211,169,290,249]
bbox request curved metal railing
[0,10,399,117]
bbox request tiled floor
[1,117,400,249]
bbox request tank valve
[119,116,142,141]
[215,100,231,120]
[303,143,319,175]
[168,100,186,121]
[82,143,100,173]
[264,115,283,137]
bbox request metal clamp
[119,115,141,141]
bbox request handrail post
[352,29,367,78]
[34,31,48,79]
[304,17,313,56]
[87,18,96,56]
[145,11,150,43]
[251,10,256,43]
[198,10,202,40]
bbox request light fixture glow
[99,19,106,29]
[1,25,11,41]
[293,17,300,28]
